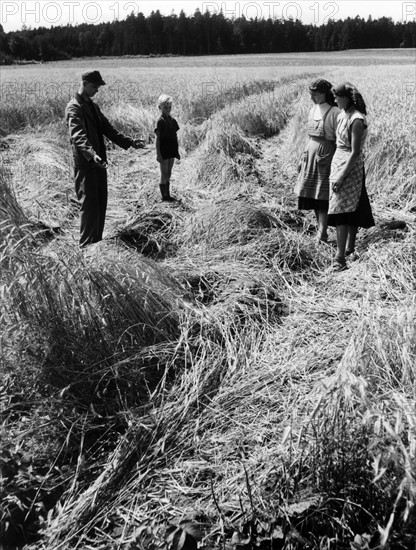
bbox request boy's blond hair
[157,94,173,108]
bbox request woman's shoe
[346,249,359,261]
[332,258,348,272]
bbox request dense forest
[0,9,415,63]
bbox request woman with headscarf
[328,82,375,271]
[295,79,340,242]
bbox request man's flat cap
[81,70,106,86]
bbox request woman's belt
[309,135,334,144]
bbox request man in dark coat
[65,70,145,247]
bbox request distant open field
[3,47,416,70]
[1,49,415,140]
[1,50,416,549]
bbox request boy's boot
[160,182,174,202]
[166,181,176,201]
[159,184,170,201]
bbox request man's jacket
[65,93,133,166]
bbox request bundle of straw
[181,198,278,248]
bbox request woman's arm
[332,118,364,192]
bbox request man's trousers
[74,166,108,248]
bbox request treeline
[1,10,415,63]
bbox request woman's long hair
[332,82,367,115]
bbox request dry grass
[1,58,416,550]
[113,208,180,258]
[3,128,73,226]
[180,198,278,248]
[0,163,29,228]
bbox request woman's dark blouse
[155,114,180,160]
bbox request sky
[1,0,415,32]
